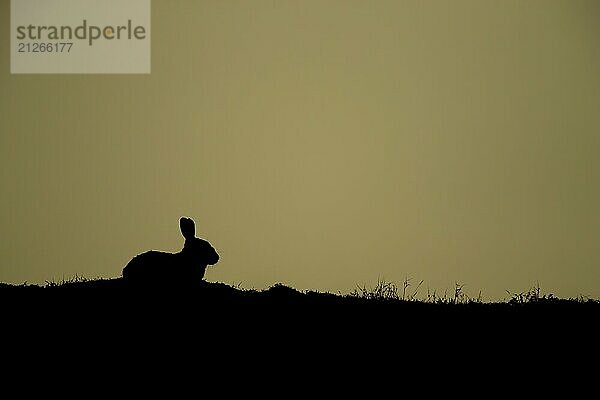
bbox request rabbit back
[122,251,177,283]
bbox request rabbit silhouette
[123,217,219,285]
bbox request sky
[1,0,599,300]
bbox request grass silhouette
[2,275,597,365]
[1,276,596,308]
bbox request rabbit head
[179,217,220,266]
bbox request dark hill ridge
[2,278,598,362]
[2,277,597,312]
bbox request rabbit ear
[180,217,195,239]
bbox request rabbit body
[122,217,219,285]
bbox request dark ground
[2,278,597,328]
[2,278,597,387]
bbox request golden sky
[1,0,599,299]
